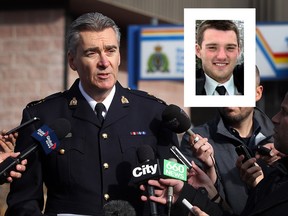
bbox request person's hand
[236,155,263,188]
[140,178,184,205]
[190,206,209,216]
[187,161,218,200]
[0,130,18,153]
[255,143,284,165]
[0,152,27,183]
[189,134,217,183]
[189,134,214,168]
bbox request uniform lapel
[64,80,130,128]
[64,79,100,127]
[102,82,130,128]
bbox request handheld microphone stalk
[170,146,192,170]
[131,145,188,216]
[167,158,177,216]
[0,118,71,184]
[136,145,159,216]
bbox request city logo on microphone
[132,164,158,177]
[131,159,162,184]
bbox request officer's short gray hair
[67,12,121,55]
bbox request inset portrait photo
[184,8,256,107]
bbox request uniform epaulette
[127,87,167,105]
[26,92,63,108]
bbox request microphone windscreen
[49,118,71,139]
[162,104,191,133]
[137,145,155,163]
[104,200,136,216]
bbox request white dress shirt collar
[78,81,115,116]
[204,73,238,95]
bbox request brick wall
[0,9,66,214]
[0,9,66,130]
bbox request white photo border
[184,8,256,107]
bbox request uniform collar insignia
[69,97,78,106]
[121,96,129,104]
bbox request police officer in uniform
[6,12,179,216]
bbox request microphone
[135,145,159,216]
[170,145,192,170]
[131,145,187,216]
[163,104,221,186]
[131,146,162,185]
[103,200,136,216]
[182,198,195,214]
[0,118,71,184]
[162,104,194,136]
[167,158,177,216]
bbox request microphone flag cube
[163,159,187,181]
[31,125,60,155]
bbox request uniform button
[103,163,109,169]
[59,149,65,155]
[104,194,110,200]
[102,133,108,139]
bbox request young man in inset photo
[195,20,243,96]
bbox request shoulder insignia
[121,96,129,104]
[127,88,167,105]
[26,92,62,108]
[69,97,78,106]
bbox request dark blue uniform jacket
[6,79,179,216]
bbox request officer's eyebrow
[84,44,118,52]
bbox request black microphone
[103,200,136,216]
[134,145,159,216]
[131,145,162,185]
[0,118,71,184]
[162,104,195,136]
[163,104,222,185]
[131,145,187,215]
[170,145,193,170]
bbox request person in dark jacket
[237,91,288,216]
[140,92,288,216]
[180,66,279,215]
[195,20,243,95]
[5,12,179,216]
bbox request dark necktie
[215,86,227,95]
[95,103,106,125]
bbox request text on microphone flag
[31,125,60,155]
[163,159,187,181]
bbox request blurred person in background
[236,91,288,215]
[180,66,281,215]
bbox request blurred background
[0,0,288,214]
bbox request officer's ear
[68,51,77,71]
